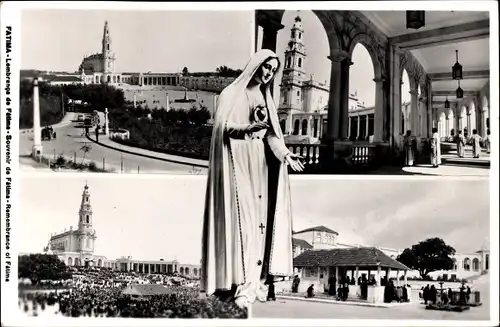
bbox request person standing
[470,129,482,158]
[484,129,491,154]
[403,130,415,166]
[456,130,465,157]
[430,127,442,168]
[200,50,304,309]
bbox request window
[86,197,89,202]
[86,215,89,223]
[107,44,110,50]
[298,58,302,68]
[297,90,300,96]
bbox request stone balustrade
[285,143,378,173]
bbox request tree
[18,254,72,284]
[396,237,456,278]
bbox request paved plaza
[252,283,490,321]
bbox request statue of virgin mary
[200,49,304,309]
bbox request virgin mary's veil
[212,49,283,144]
[201,49,293,297]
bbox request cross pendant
[259,223,265,235]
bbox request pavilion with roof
[293,247,410,303]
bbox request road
[19,113,207,174]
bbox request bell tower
[77,183,97,254]
[102,21,115,83]
[278,15,307,133]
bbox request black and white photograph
[17,7,493,177]
[0,1,498,327]
[15,176,491,321]
[18,8,254,175]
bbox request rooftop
[294,247,410,270]
[292,238,313,249]
[294,225,339,235]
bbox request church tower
[101,21,115,83]
[76,183,97,254]
[278,15,307,133]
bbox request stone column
[340,59,353,140]
[365,115,369,140]
[389,47,402,149]
[373,77,385,142]
[396,270,400,286]
[258,17,284,97]
[409,89,419,135]
[348,117,351,139]
[104,108,109,135]
[32,77,43,157]
[376,266,382,285]
[357,115,360,140]
[482,109,488,137]
[324,52,345,145]
[467,113,471,134]
[355,266,359,286]
[445,116,450,137]
[403,270,407,286]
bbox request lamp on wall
[456,80,464,99]
[452,50,463,80]
[406,11,426,30]
[445,96,450,109]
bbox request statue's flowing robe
[201,50,294,304]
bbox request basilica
[31,21,234,94]
[40,183,201,278]
[277,16,376,144]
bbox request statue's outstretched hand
[286,153,305,172]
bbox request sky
[21,10,253,73]
[259,10,414,107]
[19,175,490,265]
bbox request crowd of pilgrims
[402,127,490,167]
[18,266,247,318]
[292,275,410,303]
[420,284,473,306]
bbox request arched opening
[482,96,489,137]
[257,10,331,140]
[280,119,286,134]
[448,109,455,140]
[417,85,422,136]
[452,259,457,271]
[293,119,300,135]
[460,106,467,136]
[463,257,471,271]
[185,267,190,275]
[401,69,411,135]
[193,268,198,276]
[349,43,375,141]
[180,267,184,275]
[469,101,477,135]
[472,258,480,271]
[68,257,73,266]
[74,258,80,266]
[439,112,446,138]
[301,119,308,135]
[98,259,102,267]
